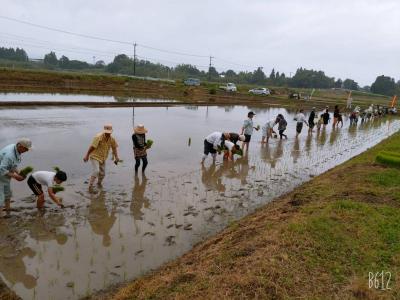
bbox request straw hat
[134,124,148,134]
[103,123,113,134]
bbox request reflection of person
[291,138,301,163]
[88,191,116,247]
[236,155,250,185]
[329,128,340,145]
[201,163,225,192]
[0,138,32,216]
[28,213,68,245]
[131,175,150,221]
[83,124,120,189]
[27,170,67,209]
[0,246,37,289]
[132,124,149,174]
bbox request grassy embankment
[99,132,400,299]
[0,68,392,109]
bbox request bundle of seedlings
[52,185,65,194]
[19,166,34,177]
[146,139,154,149]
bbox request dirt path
[91,133,400,300]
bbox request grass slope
[101,133,400,300]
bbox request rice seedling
[52,185,65,194]
[19,166,34,177]
[146,139,154,149]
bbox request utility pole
[133,42,137,76]
[208,55,213,81]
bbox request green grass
[376,152,400,168]
[290,200,400,283]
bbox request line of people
[201,107,348,163]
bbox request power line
[0,15,209,58]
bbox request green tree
[251,67,266,84]
[44,51,58,66]
[343,78,359,90]
[58,55,70,68]
[371,75,396,96]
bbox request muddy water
[0,92,177,103]
[0,105,399,300]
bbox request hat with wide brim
[134,124,148,134]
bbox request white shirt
[205,132,223,150]
[266,120,275,128]
[32,171,55,187]
[224,140,235,151]
[243,118,254,135]
[295,113,306,123]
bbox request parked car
[219,83,237,92]
[184,78,200,86]
[249,87,270,95]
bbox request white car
[219,83,237,92]
[249,87,270,95]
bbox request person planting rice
[27,170,67,209]
[221,141,242,161]
[294,109,309,137]
[132,124,149,174]
[222,133,246,146]
[0,138,32,217]
[261,119,278,144]
[241,111,259,152]
[83,124,120,188]
[333,105,340,128]
[277,114,288,139]
[202,131,225,163]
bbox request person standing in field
[241,111,259,152]
[322,108,330,128]
[27,170,67,209]
[308,107,316,133]
[294,109,308,137]
[333,105,340,128]
[277,114,288,139]
[132,124,149,175]
[83,124,120,188]
[0,138,32,217]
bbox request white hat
[17,138,32,149]
[134,124,148,134]
[103,124,113,134]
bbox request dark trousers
[135,156,148,172]
[279,129,287,139]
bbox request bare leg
[36,194,45,209]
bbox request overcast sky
[1,0,399,85]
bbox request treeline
[0,47,28,61]
[1,46,400,95]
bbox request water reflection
[87,191,117,247]
[0,246,36,290]
[131,176,150,221]
[0,105,398,299]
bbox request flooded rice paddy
[0,92,177,103]
[0,104,399,299]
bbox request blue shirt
[0,144,21,179]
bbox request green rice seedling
[146,139,154,149]
[52,185,65,194]
[376,152,400,168]
[19,166,34,177]
[53,166,61,172]
[380,151,400,158]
